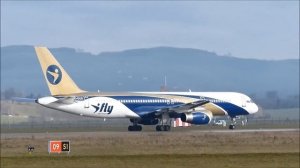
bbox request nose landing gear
[229,117,236,130]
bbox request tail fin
[35,47,84,96]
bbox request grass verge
[1,153,299,168]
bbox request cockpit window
[247,99,254,103]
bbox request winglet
[35,47,85,96]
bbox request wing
[155,100,210,113]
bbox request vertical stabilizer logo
[46,65,62,85]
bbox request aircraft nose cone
[251,103,259,114]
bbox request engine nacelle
[180,112,212,125]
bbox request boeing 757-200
[34,47,258,131]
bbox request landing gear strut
[229,117,236,130]
[128,119,142,131]
[156,112,171,132]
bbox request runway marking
[191,128,300,133]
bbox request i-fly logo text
[92,103,113,114]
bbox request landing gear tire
[156,125,171,131]
[128,126,133,131]
[156,125,162,131]
[128,125,142,131]
[137,125,142,131]
[163,125,170,131]
[229,116,236,130]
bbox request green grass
[1,130,299,168]
[1,153,299,168]
[1,115,30,125]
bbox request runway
[1,128,299,139]
[191,128,300,133]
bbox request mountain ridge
[1,45,299,97]
[3,45,298,61]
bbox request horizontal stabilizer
[54,97,75,104]
[12,97,37,103]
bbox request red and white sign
[173,118,191,127]
[48,140,70,153]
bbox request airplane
[34,47,259,131]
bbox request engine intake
[180,112,212,125]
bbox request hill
[1,45,299,97]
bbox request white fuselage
[37,92,258,119]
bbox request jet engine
[180,112,212,125]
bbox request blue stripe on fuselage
[108,96,183,117]
[86,95,249,117]
[214,102,249,117]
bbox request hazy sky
[1,1,299,60]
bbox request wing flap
[155,100,210,114]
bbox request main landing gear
[128,112,172,132]
[156,125,171,131]
[229,117,236,130]
[156,112,171,132]
[128,119,142,131]
[128,125,142,131]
